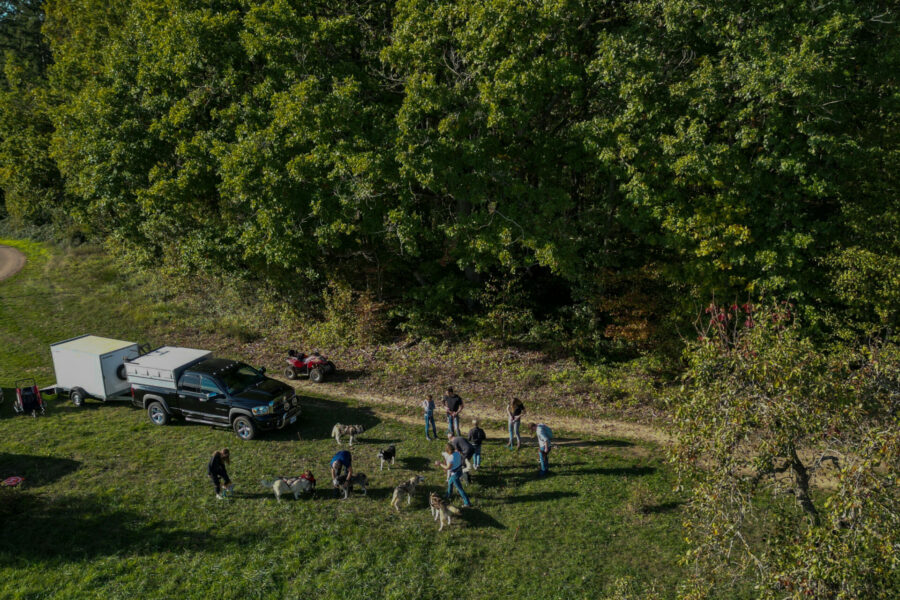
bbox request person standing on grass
[467,419,486,470]
[423,393,437,440]
[529,422,553,476]
[330,449,353,497]
[208,448,232,499]
[435,443,472,507]
[443,386,464,436]
[507,397,526,450]
[447,432,476,483]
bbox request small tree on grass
[672,303,899,599]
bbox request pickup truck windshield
[218,364,264,394]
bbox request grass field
[0,240,694,599]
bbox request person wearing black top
[443,386,464,436]
[467,419,486,470]
[507,397,526,450]
[207,448,232,499]
[447,433,475,483]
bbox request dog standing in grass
[429,492,461,531]
[336,473,369,499]
[391,475,424,511]
[331,423,365,446]
[260,472,316,501]
[378,445,396,470]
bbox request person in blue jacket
[330,449,353,497]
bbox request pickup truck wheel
[284,366,298,380]
[309,368,325,383]
[233,415,257,440]
[71,388,86,407]
[147,401,169,426]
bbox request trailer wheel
[71,388,86,407]
[233,415,257,440]
[309,368,325,383]
[147,401,169,426]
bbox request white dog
[260,473,316,501]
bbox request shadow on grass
[565,466,657,477]
[503,491,579,504]
[399,456,433,471]
[459,507,506,530]
[279,396,381,442]
[0,453,80,487]
[359,437,402,446]
[553,438,635,448]
[0,493,244,561]
[327,369,369,384]
[640,501,683,514]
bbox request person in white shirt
[435,443,472,506]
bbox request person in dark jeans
[436,443,472,507]
[467,419,486,469]
[443,387,464,436]
[208,448,232,499]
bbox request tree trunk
[789,446,820,525]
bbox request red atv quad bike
[284,350,336,383]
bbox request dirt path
[294,381,674,454]
[0,245,26,282]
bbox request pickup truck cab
[126,347,300,440]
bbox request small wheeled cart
[40,335,145,406]
[13,378,46,417]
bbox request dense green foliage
[0,0,896,343]
[673,303,899,599]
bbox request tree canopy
[0,0,897,341]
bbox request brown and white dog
[331,423,365,446]
[429,492,461,531]
[260,472,316,501]
[390,475,425,512]
[336,472,369,499]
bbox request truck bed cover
[125,346,211,389]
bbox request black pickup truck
[129,353,301,440]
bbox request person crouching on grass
[447,432,476,483]
[529,422,553,477]
[330,449,353,498]
[208,448,232,499]
[436,443,472,508]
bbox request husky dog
[377,445,396,471]
[429,492,461,531]
[336,473,369,499]
[260,472,316,501]
[331,423,365,446]
[390,475,425,512]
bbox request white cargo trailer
[123,346,212,389]
[46,335,142,406]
